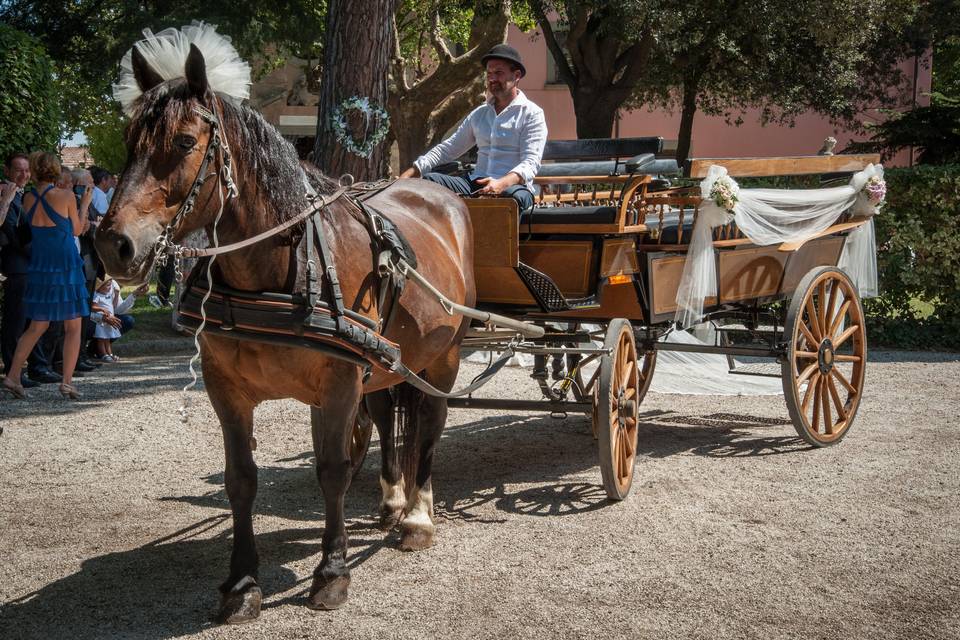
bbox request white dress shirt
[91,186,109,216]
[414,90,548,190]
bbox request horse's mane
[126,80,338,225]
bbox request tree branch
[531,1,577,86]
[429,10,454,65]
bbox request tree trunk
[572,89,620,139]
[315,0,396,181]
[675,78,699,167]
[390,1,509,168]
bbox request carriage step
[516,262,600,313]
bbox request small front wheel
[596,319,641,500]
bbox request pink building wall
[508,25,932,166]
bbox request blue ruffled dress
[22,185,90,321]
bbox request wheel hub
[818,338,835,374]
[616,389,637,428]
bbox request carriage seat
[641,216,740,244]
[519,205,619,226]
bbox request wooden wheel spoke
[805,296,822,341]
[833,324,860,348]
[829,300,852,336]
[817,281,828,334]
[799,322,819,350]
[821,381,833,434]
[827,375,847,421]
[831,368,857,394]
[795,350,819,360]
[797,362,818,386]
[801,372,820,414]
[811,377,822,433]
[823,280,840,335]
[625,416,637,428]
[624,387,637,400]
[833,354,861,363]
[621,358,635,386]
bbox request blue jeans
[422,173,534,214]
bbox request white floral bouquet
[864,175,887,207]
[710,174,740,212]
[330,96,391,158]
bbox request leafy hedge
[0,25,60,162]
[866,164,960,349]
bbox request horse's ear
[184,43,208,98]
[132,45,164,93]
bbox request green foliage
[0,24,60,161]
[84,107,128,174]
[847,99,960,165]
[866,165,960,348]
[0,0,326,133]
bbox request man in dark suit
[0,152,59,387]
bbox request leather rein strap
[176,185,350,259]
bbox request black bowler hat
[482,44,526,77]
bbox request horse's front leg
[307,364,363,610]
[205,366,262,624]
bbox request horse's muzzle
[95,227,141,281]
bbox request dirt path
[1,351,958,639]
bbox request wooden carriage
[452,138,879,499]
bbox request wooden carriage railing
[638,153,881,250]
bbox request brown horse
[95,45,474,622]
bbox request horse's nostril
[115,234,134,263]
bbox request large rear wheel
[782,267,867,446]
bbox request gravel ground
[1,349,958,640]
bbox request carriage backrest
[684,154,882,179]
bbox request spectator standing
[1,152,90,400]
[1,153,59,390]
[70,168,102,370]
[89,166,111,219]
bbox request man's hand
[0,181,16,204]
[475,173,521,195]
[104,313,123,329]
[399,167,420,179]
[134,283,150,296]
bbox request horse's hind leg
[365,389,406,530]
[400,344,461,552]
[307,365,362,610]
[206,377,262,624]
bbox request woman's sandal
[58,383,82,400]
[1,376,27,399]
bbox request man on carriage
[399,44,547,215]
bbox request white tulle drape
[674,164,883,328]
[113,21,251,116]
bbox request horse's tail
[392,382,426,502]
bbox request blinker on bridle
[154,101,238,276]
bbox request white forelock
[112,21,251,116]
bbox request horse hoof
[399,520,434,552]
[378,507,403,531]
[216,584,262,625]
[307,574,350,610]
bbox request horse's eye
[175,135,197,152]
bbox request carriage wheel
[596,319,641,500]
[782,267,867,447]
[350,401,374,482]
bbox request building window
[544,28,570,85]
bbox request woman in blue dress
[1,152,92,400]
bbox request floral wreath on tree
[330,96,391,158]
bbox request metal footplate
[516,262,599,313]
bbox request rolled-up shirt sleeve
[413,109,479,176]
[508,107,547,184]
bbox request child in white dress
[91,277,122,361]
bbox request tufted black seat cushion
[519,206,619,226]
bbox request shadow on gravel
[0,516,318,639]
[0,357,200,420]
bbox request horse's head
[97,43,230,284]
